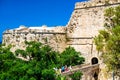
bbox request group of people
[53,65,72,74]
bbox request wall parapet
[3,32,66,34]
[75,0,120,9]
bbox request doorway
[91,57,98,65]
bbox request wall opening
[93,72,98,80]
[91,57,98,65]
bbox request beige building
[2,0,120,80]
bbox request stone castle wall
[66,0,120,80]
[3,25,67,52]
[66,0,120,64]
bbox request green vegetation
[94,6,120,77]
[0,41,84,80]
[70,71,83,80]
[60,47,85,66]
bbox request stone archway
[91,57,98,65]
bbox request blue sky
[0,0,87,41]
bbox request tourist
[69,65,72,71]
[61,66,65,72]
[65,65,69,72]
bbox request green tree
[0,41,84,80]
[15,41,57,80]
[70,71,83,80]
[94,6,120,77]
[60,47,85,66]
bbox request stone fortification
[66,0,120,80]
[67,0,120,38]
[3,25,67,52]
[2,0,120,80]
[75,0,120,9]
[66,0,120,63]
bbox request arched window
[91,57,98,65]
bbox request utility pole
[113,70,115,80]
[112,71,115,80]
